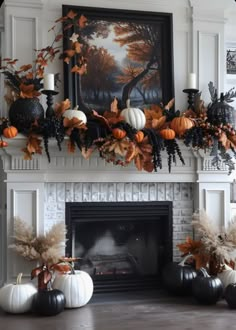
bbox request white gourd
[217,264,236,290]
[52,270,93,308]
[0,273,37,314]
[63,107,87,124]
[120,99,146,130]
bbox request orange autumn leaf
[15,64,32,73]
[67,140,76,153]
[71,64,87,75]
[74,42,83,53]
[219,132,231,150]
[110,97,119,113]
[164,98,175,110]
[152,116,166,130]
[64,49,76,58]
[25,72,34,80]
[67,10,78,19]
[177,236,203,255]
[63,117,87,136]
[228,134,236,147]
[194,253,209,270]
[50,264,71,273]
[55,34,63,42]
[54,98,71,116]
[19,83,41,98]
[78,15,87,28]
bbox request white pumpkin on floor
[52,270,93,308]
[217,264,236,290]
[0,273,37,314]
[120,99,146,130]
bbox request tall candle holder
[182,88,199,111]
[41,90,58,118]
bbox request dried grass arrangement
[178,210,236,275]
[9,217,67,265]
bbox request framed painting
[62,5,174,114]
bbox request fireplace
[0,139,233,287]
[66,201,172,293]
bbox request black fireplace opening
[66,201,173,293]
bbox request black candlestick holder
[183,88,199,111]
[41,90,59,118]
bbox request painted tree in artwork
[113,22,161,105]
[82,46,119,104]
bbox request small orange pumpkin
[170,116,194,136]
[3,126,18,139]
[160,128,176,140]
[0,140,8,148]
[135,130,144,143]
[112,128,126,140]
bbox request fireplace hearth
[66,201,173,293]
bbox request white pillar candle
[43,73,54,90]
[187,73,196,89]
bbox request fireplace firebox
[66,201,173,293]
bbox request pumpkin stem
[178,254,193,266]
[16,272,23,284]
[199,267,210,278]
[126,99,130,108]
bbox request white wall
[2,0,236,114]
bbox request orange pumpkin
[160,128,176,140]
[112,128,126,140]
[0,140,8,148]
[170,117,194,136]
[135,131,144,143]
[3,126,18,139]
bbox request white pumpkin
[63,108,87,124]
[52,270,93,308]
[217,264,236,290]
[0,273,37,314]
[120,99,146,130]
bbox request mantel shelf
[0,134,233,183]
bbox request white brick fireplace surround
[0,136,233,286]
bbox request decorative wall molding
[4,0,43,9]
[11,15,38,65]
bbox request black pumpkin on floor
[32,289,65,316]
[192,268,223,305]
[224,283,236,309]
[162,255,197,295]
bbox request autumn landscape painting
[63,6,174,113]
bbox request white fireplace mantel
[0,134,234,287]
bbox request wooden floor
[0,290,235,330]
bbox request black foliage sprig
[184,126,205,149]
[35,116,65,162]
[164,139,185,173]
[144,128,164,171]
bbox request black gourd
[192,267,223,304]
[162,254,197,295]
[224,283,236,309]
[32,289,65,316]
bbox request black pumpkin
[162,255,197,295]
[9,98,44,134]
[224,283,236,309]
[207,92,234,126]
[32,289,65,316]
[192,268,223,304]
